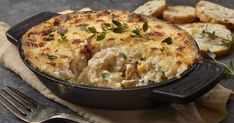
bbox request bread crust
[134,0,167,17]
[163,6,197,24]
[196,0,234,30]
[179,23,232,57]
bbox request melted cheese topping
[22,10,200,89]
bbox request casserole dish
[6,12,223,110]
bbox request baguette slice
[179,23,233,57]
[196,0,234,30]
[163,6,196,24]
[134,0,167,17]
[58,7,92,15]
[79,7,92,12]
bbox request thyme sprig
[162,37,173,45]
[87,26,107,41]
[201,25,233,43]
[207,50,234,76]
[131,21,148,37]
[112,20,128,33]
[84,20,149,41]
[47,54,57,60]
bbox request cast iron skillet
[6,12,224,110]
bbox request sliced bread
[79,7,92,12]
[163,6,196,24]
[134,0,167,17]
[196,0,234,30]
[179,23,233,57]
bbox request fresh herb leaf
[47,54,57,60]
[111,20,128,33]
[88,26,98,34]
[201,29,216,39]
[101,71,110,80]
[119,53,127,60]
[46,34,54,41]
[162,37,173,45]
[143,21,148,32]
[113,27,126,33]
[96,32,106,41]
[60,33,67,40]
[229,61,234,70]
[160,47,165,52]
[112,20,122,28]
[161,71,167,79]
[132,28,141,36]
[201,25,231,42]
[104,23,111,27]
[232,31,234,44]
[207,50,234,76]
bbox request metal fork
[0,86,93,123]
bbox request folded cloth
[0,9,233,123]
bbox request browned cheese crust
[22,10,200,88]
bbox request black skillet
[5,12,224,110]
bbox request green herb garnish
[96,32,106,41]
[113,28,126,33]
[59,33,67,40]
[201,25,232,43]
[87,26,107,41]
[88,26,98,34]
[132,28,142,37]
[232,31,234,44]
[102,23,112,31]
[112,20,122,28]
[160,47,165,52]
[104,23,112,27]
[119,53,127,60]
[85,20,151,41]
[46,34,54,41]
[201,26,216,39]
[207,50,234,76]
[47,54,57,60]
[101,71,110,80]
[143,22,148,32]
[131,21,148,37]
[162,37,173,45]
[161,71,167,80]
[112,19,127,33]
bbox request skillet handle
[152,60,223,103]
[5,12,59,46]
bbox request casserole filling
[22,10,200,88]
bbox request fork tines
[0,86,38,119]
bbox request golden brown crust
[200,48,231,58]
[22,10,200,88]
[196,0,234,30]
[163,6,197,24]
[179,23,232,57]
[134,0,167,17]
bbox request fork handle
[53,113,94,123]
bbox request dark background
[0,0,234,122]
